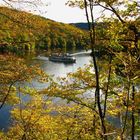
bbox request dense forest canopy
[0,6,89,53]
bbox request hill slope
[0,7,89,53]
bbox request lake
[0,50,92,131]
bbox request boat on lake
[49,53,76,63]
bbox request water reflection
[0,106,12,131]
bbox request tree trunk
[84,0,107,139]
[131,85,135,140]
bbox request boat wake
[70,50,91,56]
[34,50,91,61]
[35,56,49,61]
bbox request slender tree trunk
[129,25,138,139]
[0,83,14,110]
[121,78,130,139]
[131,85,135,140]
[84,0,107,139]
[103,55,112,118]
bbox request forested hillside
[0,7,89,53]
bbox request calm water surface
[0,51,92,130]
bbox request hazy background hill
[71,23,89,30]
